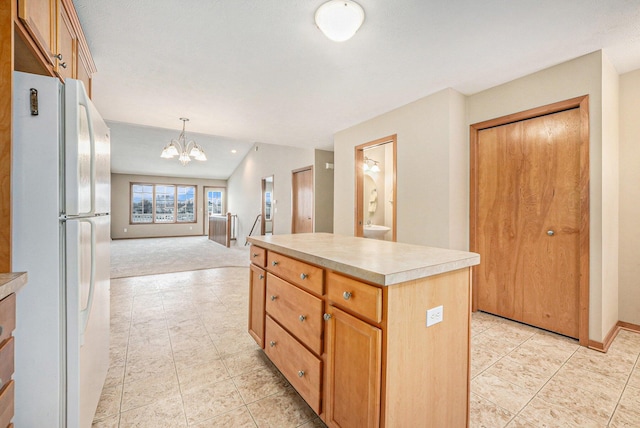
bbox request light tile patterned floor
[93,267,640,427]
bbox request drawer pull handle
[323,313,332,321]
[272,261,279,266]
[343,291,352,300]
[253,253,259,258]
[259,274,264,280]
[299,315,306,322]
[0,326,3,336]
[270,295,277,301]
[270,341,276,347]
[300,273,308,280]
[298,370,305,378]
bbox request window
[130,183,196,224]
[206,188,225,216]
[131,184,153,223]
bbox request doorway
[470,96,589,344]
[291,166,313,233]
[203,187,225,236]
[355,135,396,241]
[260,176,274,235]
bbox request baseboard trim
[618,320,640,333]
[588,320,640,353]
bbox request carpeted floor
[110,236,250,278]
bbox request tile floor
[92,267,640,427]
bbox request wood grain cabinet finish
[248,247,472,428]
[249,245,266,268]
[14,0,96,91]
[265,273,324,355]
[248,264,266,348]
[324,306,381,428]
[326,271,383,324]
[0,294,17,428]
[17,0,56,66]
[55,0,76,80]
[266,252,323,295]
[264,316,322,413]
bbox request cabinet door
[18,0,57,66]
[56,0,77,80]
[325,306,381,428]
[248,264,266,348]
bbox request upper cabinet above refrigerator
[15,0,97,97]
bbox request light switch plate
[426,305,443,327]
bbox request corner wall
[619,68,640,326]
[314,149,334,233]
[227,143,315,246]
[333,88,467,249]
[111,173,226,239]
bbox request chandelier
[160,118,207,166]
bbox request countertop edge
[248,236,480,286]
[0,272,28,300]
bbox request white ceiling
[73,0,640,178]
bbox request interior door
[292,166,313,233]
[474,106,585,338]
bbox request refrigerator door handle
[77,88,97,217]
[78,218,97,345]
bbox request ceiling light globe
[315,0,365,42]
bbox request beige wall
[334,51,625,342]
[227,143,315,246]
[619,68,640,325]
[334,88,467,250]
[601,54,620,334]
[111,173,226,239]
[314,150,334,233]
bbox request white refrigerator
[11,71,111,428]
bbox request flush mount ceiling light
[315,0,365,42]
[160,118,207,166]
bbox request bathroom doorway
[355,135,396,241]
[261,176,274,235]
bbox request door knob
[547,230,555,236]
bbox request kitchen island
[0,272,27,428]
[247,233,479,428]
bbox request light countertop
[247,233,479,286]
[0,272,28,300]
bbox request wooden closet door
[292,167,313,233]
[476,108,582,338]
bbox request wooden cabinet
[324,305,381,428]
[17,0,56,67]
[55,0,76,80]
[248,243,473,428]
[0,293,17,428]
[264,316,322,413]
[248,264,266,348]
[14,0,96,93]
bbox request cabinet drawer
[266,274,323,355]
[265,316,322,414]
[250,245,266,267]
[267,252,323,295]
[326,272,383,323]
[0,380,14,428]
[0,294,16,344]
[0,337,14,391]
